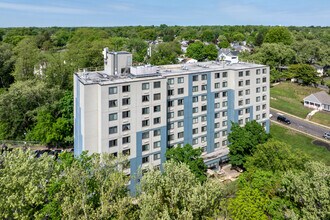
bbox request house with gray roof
[303,91,330,111]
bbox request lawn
[270,123,330,166]
[270,82,330,126]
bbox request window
[246,70,250,76]
[193,75,199,81]
[193,128,198,134]
[238,90,243,96]
[262,68,266,74]
[238,110,243,115]
[168,112,174,118]
[222,140,228,146]
[178,88,184,94]
[142,107,149,115]
[109,87,117,95]
[178,77,184,84]
[122,123,130,131]
[245,108,250,114]
[245,80,250,85]
[153,129,161,136]
[201,115,207,122]
[154,93,161,100]
[214,143,220,148]
[122,111,130,118]
[245,89,250,95]
[109,139,117,147]
[154,117,161,124]
[245,99,250,105]
[142,119,149,127]
[168,100,174,107]
[154,81,161,88]
[238,100,243,106]
[263,95,267,101]
[201,85,207,91]
[201,95,207,101]
[178,99,183,105]
[111,152,118,157]
[178,110,184,117]
[222,72,228,78]
[154,153,161,160]
[222,121,227,126]
[222,130,227,136]
[245,117,250,123]
[256,105,261,111]
[262,104,267,110]
[109,126,117,134]
[154,141,161,148]
[122,98,130,105]
[215,122,220,128]
[109,113,117,121]
[142,156,149,164]
[238,81,243,87]
[262,86,267,92]
[154,105,161,112]
[193,117,199,124]
[193,86,198,92]
[215,132,220,138]
[178,132,184,138]
[193,138,198,145]
[256,96,261,102]
[256,114,261,120]
[262,113,267,118]
[142,83,149,90]
[201,136,207,142]
[222,101,228,107]
[263,77,267,83]
[256,69,261,75]
[215,92,220,98]
[142,95,149,102]
[168,134,174,141]
[201,105,207,111]
[215,82,220,88]
[223,91,228,97]
[256,78,261,84]
[169,123,174,129]
[193,107,198,113]
[122,136,130,144]
[142,131,149,139]
[202,74,207,80]
[215,72,220,79]
[239,119,243,125]
[178,121,184,127]
[142,144,149,151]
[109,100,117,108]
[256,87,261,93]
[238,71,243,77]
[168,78,174,85]
[215,102,220,108]
[122,85,130,93]
[168,89,174,96]
[122,149,130,156]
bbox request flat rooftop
[75,61,267,85]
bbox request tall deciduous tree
[228,120,270,168]
[149,41,181,65]
[166,144,207,182]
[289,64,318,85]
[0,43,15,88]
[139,161,223,219]
[264,26,293,45]
[186,41,205,61]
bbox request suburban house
[303,91,330,111]
[218,49,239,64]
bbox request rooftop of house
[304,91,330,105]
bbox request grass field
[270,82,330,127]
[270,123,330,166]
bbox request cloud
[108,3,134,11]
[0,2,93,14]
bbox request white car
[323,132,330,139]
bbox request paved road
[270,109,330,140]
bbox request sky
[0,0,329,27]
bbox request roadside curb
[270,107,330,130]
[271,120,330,144]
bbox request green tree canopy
[0,43,15,88]
[289,64,318,85]
[186,41,205,61]
[149,41,181,65]
[203,44,218,60]
[166,143,207,182]
[228,120,270,168]
[264,26,293,45]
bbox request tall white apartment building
[74,49,270,191]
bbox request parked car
[323,132,330,139]
[277,115,291,124]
